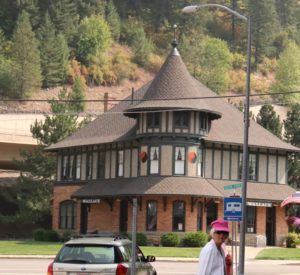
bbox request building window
[98,150,105,179]
[197,148,203,177]
[247,206,256,233]
[62,154,68,180]
[76,154,81,179]
[174,111,189,128]
[174,147,185,175]
[149,146,159,174]
[199,113,208,132]
[146,201,157,231]
[117,150,124,177]
[197,202,203,231]
[239,152,258,181]
[173,201,185,232]
[86,150,93,180]
[69,154,75,179]
[59,200,76,230]
[147,113,160,128]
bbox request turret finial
[171,24,178,48]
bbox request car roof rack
[71,232,129,241]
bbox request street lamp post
[182,4,251,275]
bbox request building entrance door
[266,206,276,245]
[80,203,89,234]
[206,201,218,232]
[119,200,128,232]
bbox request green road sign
[224,183,242,190]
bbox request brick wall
[52,187,289,246]
[52,185,81,231]
[276,206,288,245]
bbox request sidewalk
[155,246,266,262]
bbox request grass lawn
[0,240,63,255]
[255,248,300,260]
[1,241,300,260]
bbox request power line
[0,90,299,102]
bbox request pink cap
[211,219,229,232]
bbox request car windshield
[56,244,116,264]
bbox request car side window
[119,245,131,262]
[136,246,146,262]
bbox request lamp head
[182,6,199,14]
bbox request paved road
[0,258,300,275]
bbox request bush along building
[47,43,300,246]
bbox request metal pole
[131,197,137,275]
[182,5,251,274]
[238,16,252,275]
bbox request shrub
[136,233,147,246]
[160,233,180,247]
[181,231,208,247]
[125,232,147,246]
[61,230,73,242]
[43,230,60,242]
[148,53,163,73]
[33,228,46,241]
[286,232,300,248]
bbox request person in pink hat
[197,219,230,275]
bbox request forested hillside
[1,0,300,227]
[0,0,299,105]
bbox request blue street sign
[224,197,242,221]
[224,183,242,190]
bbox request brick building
[47,44,299,246]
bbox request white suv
[47,235,157,275]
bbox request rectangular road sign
[224,183,242,190]
[224,197,242,221]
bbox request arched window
[59,200,76,229]
[146,200,157,231]
[173,200,185,232]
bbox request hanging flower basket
[139,151,148,162]
[188,152,197,163]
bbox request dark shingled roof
[71,177,223,199]
[209,179,296,202]
[46,47,300,153]
[124,48,221,120]
[71,177,295,203]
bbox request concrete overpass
[0,114,42,170]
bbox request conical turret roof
[124,46,221,119]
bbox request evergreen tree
[0,29,14,98]
[122,19,153,68]
[70,76,85,112]
[11,11,41,98]
[284,103,300,189]
[256,104,282,138]
[284,104,300,146]
[272,41,300,104]
[0,0,40,36]
[38,13,69,88]
[49,0,78,42]
[275,0,298,28]
[248,0,279,65]
[15,86,87,224]
[105,0,121,41]
[76,0,105,20]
